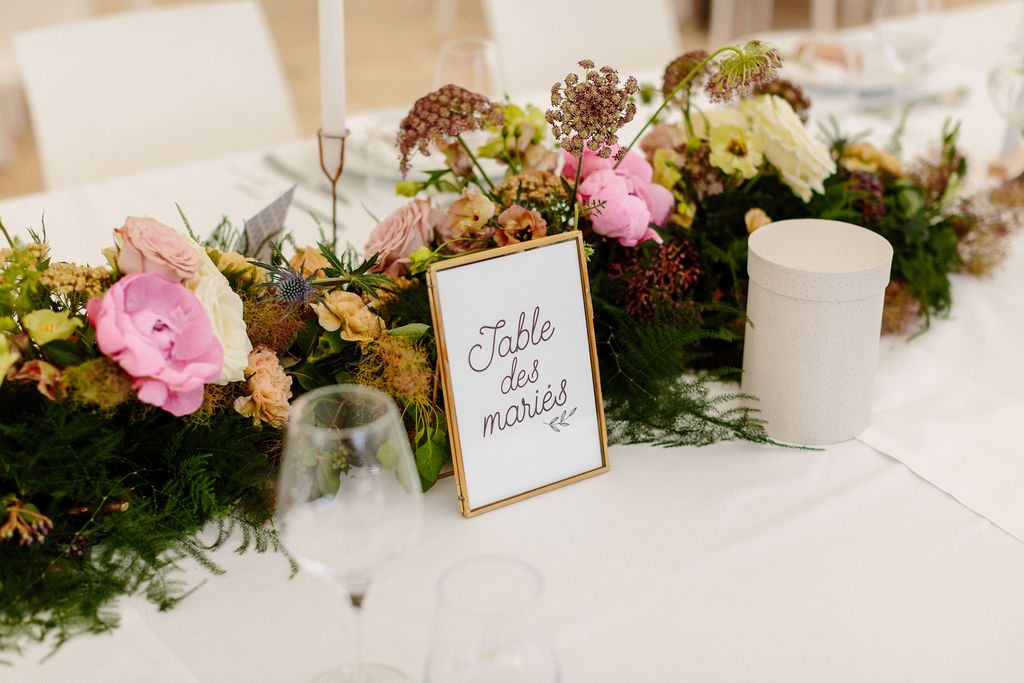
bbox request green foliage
[590,295,769,446]
[0,386,286,655]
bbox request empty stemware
[277,384,423,682]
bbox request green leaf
[376,439,399,470]
[316,457,341,497]
[387,323,430,341]
[41,339,89,366]
[415,423,448,490]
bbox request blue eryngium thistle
[705,40,782,103]
[275,269,316,306]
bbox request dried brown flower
[38,262,113,299]
[881,280,924,335]
[546,61,638,161]
[754,78,811,122]
[397,84,504,177]
[662,50,710,105]
[493,169,562,207]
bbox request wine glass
[276,384,423,682]
[872,0,943,113]
[988,56,1024,176]
[424,556,561,682]
[432,38,505,99]
[989,57,1024,131]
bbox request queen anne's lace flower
[546,61,638,161]
[397,84,504,177]
[705,40,782,103]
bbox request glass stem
[349,591,366,683]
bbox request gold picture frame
[427,231,609,517]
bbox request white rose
[184,236,253,384]
[741,95,835,202]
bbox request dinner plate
[754,29,929,94]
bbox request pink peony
[561,145,654,184]
[563,146,673,247]
[86,272,223,416]
[115,216,204,283]
[577,171,663,247]
[365,199,437,276]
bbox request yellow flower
[841,143,903,176]
[652,148,684,189]
[708,124,763,179]
[23,309,83,345]
[0,336,20,387]
[312,290,385,341]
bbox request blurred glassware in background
[424,556,561,683]
[433,38,505,100]
[872,0,943,113]
[989,57,1024,133]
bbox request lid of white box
[747,219,893,302]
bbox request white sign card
[427,232,609,517]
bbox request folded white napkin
[859,228,1024,543]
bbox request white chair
[0,0,96,169]
[13,0,300,189]
[481,0,682,97]
[810,0,872,33]
[708,0,775,47]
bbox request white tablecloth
[4,2,1024,680]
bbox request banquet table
[4,1,1024,681]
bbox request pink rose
[365,199,437,276]
[115,216,204,283]
[86,272,223,416]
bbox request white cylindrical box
[741,219,893,445]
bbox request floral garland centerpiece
[2,37,1017,655]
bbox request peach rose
[289,245,330,279]
[115,216,204,283]
[312,290,385,341]
[745,208,772,234]
[364,199,437,277]
[495,205,547,246]
[233,346,292,428]
[215,249,266,286]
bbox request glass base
[311,662,411,683]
